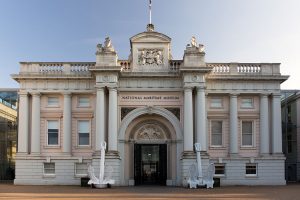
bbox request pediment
[130,31,171,44]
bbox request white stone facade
[12,25,288,186]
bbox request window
[78,120,90,146]
[215,164,225,176]
[245,163,257,176]
[75,163,88,176]
[211,121,222,146]
[47,120,59,145]
[241,98,253,108]
[78,97,90,107]
[47,97,59,106]
[44,163,55,174]
[242,121,253,147]
[211,98,222,108]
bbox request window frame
[214,163,226,177]
[46,120,60,147]
[245,163,257,177]
[77,120,91,147]
[240,97,254,109]
[210,97,223,109]
[77,96,90,108]
[47,96,59,107]
[210,120,223,147]
[74,163,88,177]
[43,162,55,175]
[241,120,255,148]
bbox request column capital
[62,91,72,96]
[196,86,206,91]
[260,93,270,98]
[229,93,239,97]
[31,92,41,97]
[272,93,281,98]
[18,91,28,96]
[95,85,105,90]
[108,87,118,92]
[183,86,193,91]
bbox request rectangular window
[211,98,222,108]
[211,121,222,146]
[242,121,253,147]
[75,163,88,176]
[47,97,59,106]
[78,120,90,146]
[215,164,225,176]
[245,163,257,176]
[241,98,253,108]
[78,97,90,107]
[48,120,59,145]
[44,163,55,174]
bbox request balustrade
[18,61,279,76]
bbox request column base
[29,152,41,157]
[106,150,120,159]
[181,151,195,159]
[260,153,271,157]
[229,153,239,158]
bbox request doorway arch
[118,106,183,186]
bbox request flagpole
[149,0,152,24]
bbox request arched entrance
[118,107,183,186]
[133,121,168,185]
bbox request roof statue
[96,37,115,54]
[186,36,205,53]
[191,36,198,47]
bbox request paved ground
[1,184,300,200]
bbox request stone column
[18,92,29,154]
[108,87,118,152]
[230,94,238,155]
[260,94,270,155]
[63,92,72,154]
[31,92,41,154]
[95,87,105,151]
[272,93,283,154]
[183,87,194,151]
[196,87,207,151]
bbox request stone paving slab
[1,184,300,200]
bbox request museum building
[12,23,289,186]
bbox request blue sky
[0,0,299,89]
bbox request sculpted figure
[104,37,112,48]
[191,36,197,47]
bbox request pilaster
[63,92,72,154]
[260,93,270,155]
[272,93,283,154]
[229,93,238,155]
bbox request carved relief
[136,124,165,140]
[138,49,163,65]
[165,107,180,120]
[121,107,136,120]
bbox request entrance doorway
[134,144,167,185]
